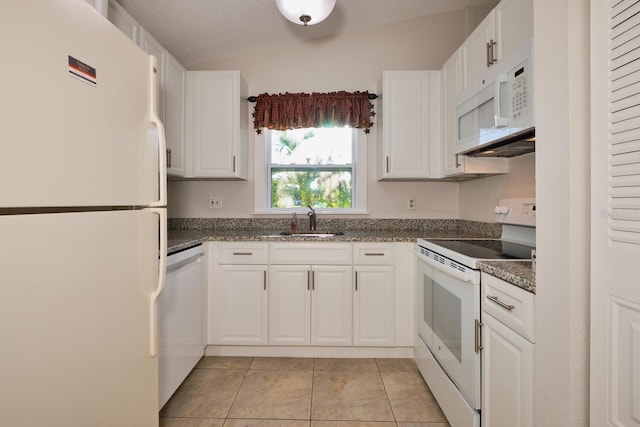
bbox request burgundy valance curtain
[252,91,375,133]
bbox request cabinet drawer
[269,242,352,265]
[481,273,535,342]
[353,243,394,265]
[216,242,268,264]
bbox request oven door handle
[416,250,474,283]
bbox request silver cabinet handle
[263,270,267,290]
[311,270,315,291]
[364,253,385,256]
[386,156,389,173]
[307,270,311,291]
[486,40,498,67]
[232,155,236,173]
[355,271,358,291]
[486,41,491,67]
[475,319,483,353]
[232,252,253,256]
[166,148,172,168]
[486,295,515,312]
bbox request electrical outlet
[408,198,416,210]
[208,196,222,209]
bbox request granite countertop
[167,229,495,254]
[477,260,536,293]
[166,218,535,293]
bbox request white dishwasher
[159,244,206,409]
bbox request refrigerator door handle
[148,55,167,208]
[149,207,167,357]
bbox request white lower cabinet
[481,273,535,427]
[353,243,395,346]
[311,265,353,346]
[268,265,311,345]
[209,243,268,345]
[209,241,404,353]
[269,264,353,346]
[268,242,353,346]
[354,266,394,346]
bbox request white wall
[459,153,536,222]
[168,6,505,219]
[533,0,590,425]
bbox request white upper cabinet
[138,27,166,120]
[493,0,534,64]
[378,70,441,180]
[185,71,248,179]
[441,49,465,176]
[461,11,496,89]
[107,2,186,177]
[164,53,186,176]
[107,0,138,43]
[84,0,108,17]
[461,0,533,90]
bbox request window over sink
[254,127,368,214]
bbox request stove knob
[494,206,502,214]
[499,206,510,215]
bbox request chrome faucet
[307,204,317,231]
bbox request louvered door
[591,1,640,426]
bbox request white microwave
[455,38,534,155]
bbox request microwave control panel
[511,60,529,120]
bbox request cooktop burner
[424,239,534,260]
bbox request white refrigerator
[0,1,167,426]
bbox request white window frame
[254,128,368,214]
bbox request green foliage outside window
[269,128,353,209]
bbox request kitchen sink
[279,231,345,238]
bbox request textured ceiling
[116,0,496,68]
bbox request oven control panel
[495,197,536,226]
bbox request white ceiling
[116,0,496,68]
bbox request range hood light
[460,127,536,158]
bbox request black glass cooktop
[424,239,534,260]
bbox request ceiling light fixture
[275,0,336,26]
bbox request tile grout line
[222,357,255,423]
[377,366,400,425]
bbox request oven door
[416,249,481,409]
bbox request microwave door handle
[494,73,509,128]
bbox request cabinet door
[164,52,186,177]
[442,49,464,176]
[269,265,311,345]
[107,0,138,42]
[185,71,247,179]
[494,0,533,62]
[481,313,534,427]
[354,266,394,346]
[311,266,353,346]
[211,264,267,345]
[379,71,432,179]
[84,0,108,17]
[461,11,496,90]
[138,27,165,120]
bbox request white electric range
[414,198,536,427]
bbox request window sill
[252,209,370,216]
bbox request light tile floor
[160,357,450,427]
